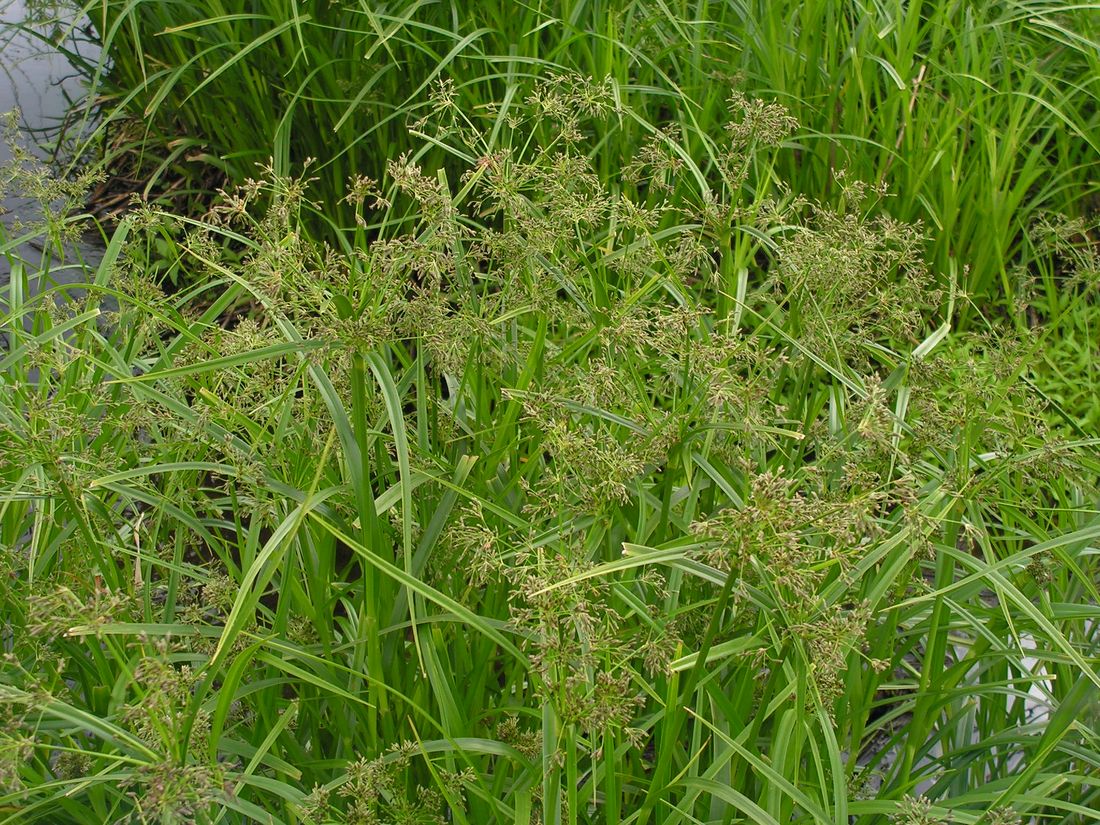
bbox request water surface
[1,0,102,294]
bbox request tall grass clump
[72,0,1099,314]
[2,81,1099,823]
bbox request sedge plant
[0,77,1098,824]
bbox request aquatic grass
[2,87,1099,823]
[62,0,1100,318]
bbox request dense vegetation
[1,2,1098,824]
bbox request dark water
[0,1,90,158]
[1,0,102,293]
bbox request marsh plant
[70,0,1100,315]
[1,78,1099,825]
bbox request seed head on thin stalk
[889,795,946,825]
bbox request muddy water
[1,0,102,292]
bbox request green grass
[2,82,1099,824]
[69,0,1100,318]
